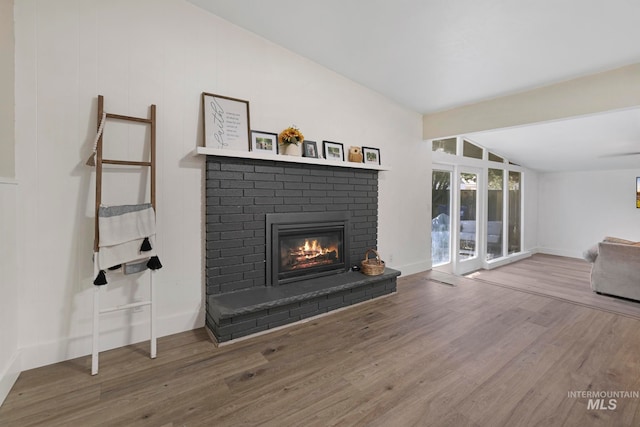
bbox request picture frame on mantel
[362,147,381,165]
[322,141,344,161]
[201,92,251,151]
[251,130,279,154]
[302,140,318,158]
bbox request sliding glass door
[509,171,522,254]
[459,171,478,260]
[487,168,504,260]
[432,169,452,267]
[432,165,485,274]
[456,168,483,274]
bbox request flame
[284,237,340,270]
[298,239,331,258]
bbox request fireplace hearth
[267,212,349,286]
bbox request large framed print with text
[202,92,251,151]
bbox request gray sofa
[590,241,640,301]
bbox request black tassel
[108,264,121,271]
[140,237,152,252]
[93,270,108,286]
[147,256,163,270]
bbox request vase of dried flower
[279,126,304,156]
[281,143,302,156]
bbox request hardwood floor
[466,254,640,320]
[2,256,640,426]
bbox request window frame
[430,136,526,270]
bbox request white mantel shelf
[195,147,390,171]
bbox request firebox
[266,212,350,285]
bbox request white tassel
[86,111,107,166]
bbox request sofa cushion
[603,236,640,245]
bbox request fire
[283,237,340,270]
[301,240,330,258]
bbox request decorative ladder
[91,94,157,375]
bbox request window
[488,152,504,163]
[431,137,525,269]
[459,172,478,260]
[432,138,457,155]
[508,171,521,254]
[463,140,483,159]
[487,169,504,260]
[431,170,452,266]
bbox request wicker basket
[361,249,385,276]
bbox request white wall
[0,181,19,406]
[0,0,15,178]
[523,169,539,253]
[0,0,19,407]
[537,168,640,258]
[13,0,428,370]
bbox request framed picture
[322,141,344,161]
[202,92,251,150]
[302,140,318,158]
[636,177,640,208]
[251,130,278,154]
[362,147,381,165]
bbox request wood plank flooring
[2,255,640,426]
[466,253,640,320]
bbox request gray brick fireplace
[205,155,399,343]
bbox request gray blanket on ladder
[93,203,162,285]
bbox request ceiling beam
[423,62,640,140]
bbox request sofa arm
[591,242,640,300]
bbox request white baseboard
[536,247,583,259]
[0,350,22,407]
[390,260,431,276]
[19,308,204,371]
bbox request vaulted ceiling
[187,0,640,171]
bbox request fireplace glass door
[278,228,344,282]
[266,212,350,286]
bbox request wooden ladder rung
[106,112,153,124]
[102,159,152,167]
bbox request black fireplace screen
[279,229,343,274]
[266,212,350,285]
